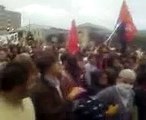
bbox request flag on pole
[117,22,127,53]
[116,0,137,53]
[66,20,79,55]
[117,0,137,42]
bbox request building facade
[17,24,68,43]
[0,5,21,35]
[78,23,111,48]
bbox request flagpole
[104,23,121,46]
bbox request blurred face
[90,57,96,65]
[113,59,120,66]
[128,58,136,66]
[99,73,108,86]
[12,48,18,54]
[22,63,38,95]
[116,76,134,87]
[0,50,7,61]
[116,77,135,93]
[27,73,38,91]
[77,60,84,70]
[17,72,38,99]
[48,62,62,77]
[129,58,136,67]
[103,52,109,58]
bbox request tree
[46,33,65,43]
[26,31,34,45]
[58,33,65,43]
[133,36,146,50]
[46,34,56,43]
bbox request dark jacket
[94,86,134,120]
[31,75,76,120]
[73,96,106,120]
[135,87,146,120]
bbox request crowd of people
[0,42,145,120]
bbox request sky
[0,0,146,30]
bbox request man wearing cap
[93,69,136,120]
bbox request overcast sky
[0,0,146,30]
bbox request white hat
[20,53,30,58]
[110,47,116,51]
[119,69,136,82]
[83,57,88,62]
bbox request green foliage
[46,34,65,43]
[26,32,34,40]
[26,31,34,45]
[133,35,146,50]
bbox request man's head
[0,61,32,99]
[14,53,38,90]
[88,53,96,65]
[60,53,69,66]
[34,50,60,77]
[0,49,8,62]
[117,69,136,85]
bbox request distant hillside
[133,30,146,50]
[138,30,146,37]
[78,23,112,42]
[78,23,111,32]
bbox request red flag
[117,0,137,42]
[66,20,79,55]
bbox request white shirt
[85,63,99,86]
[0,97,35,120]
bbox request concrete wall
[0,6,21,34]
